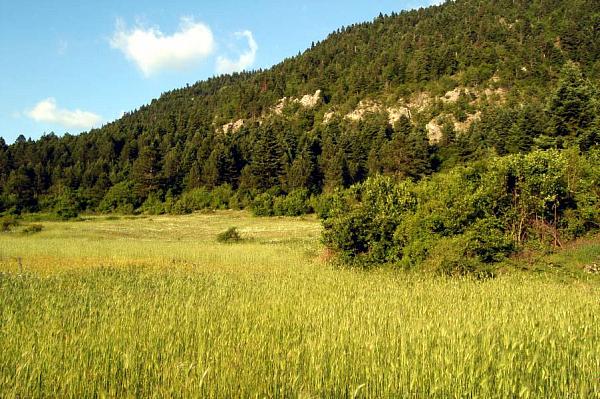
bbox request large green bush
[53,189,81,220]
[140,192,165,215]
[251,191,276,217]
[322,149,600,273]
[210,184,234,210]
[98,181,138,214]
[252,188,313,217]
[273,189,312,216]
[172,188,212,214]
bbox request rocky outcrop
[426,111,482,144]
[344,100,411,124]
[222,119,244,134]
[272,90,322,115]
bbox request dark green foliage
[251,189,280,217]
[131,141,162,200]
[98,181,138,214]
[322,176,416,264]
[273,189,312,216]
[210,184,234,210]
[251,188,314,217]
[4,166,36,212]
[547,61,597,140]
[309,193,337,219]
[140,192,165,215]
[248,126,284,191]
[52,189,80,220]
[216,227,243,243]
[322,150,600,273]
[172,188,212,215]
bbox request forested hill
[1,0,599,214]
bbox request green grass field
[1,212,599,398]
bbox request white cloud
[110,17,215,77]
[27,98,102,130]
[216,31,258,75]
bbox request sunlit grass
[0,211,598,397]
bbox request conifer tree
[250,127,284,190]
[547,61,596,139]
[131,141,162,199]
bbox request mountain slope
[1,0,599,213]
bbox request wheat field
[0,212,599,398]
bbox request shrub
[321,150,600,274]
[217,227,243,243]
[310,193,337,219]
[54,190,80,220]
[0,215,19,232]
[322,176,416,264]
[277,189,311,216]
[140,193,165,215]
[251,188,283,216]
[231,189,256,210]
[163,190,176,214]
[172,188,211,214]
[22,224,44,234]
[98,181,138,214]
[210,184,234,210]
[253,189,312,217]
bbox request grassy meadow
[0,211,599,398]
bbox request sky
[0,0,441,144]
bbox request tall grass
[0,212,598,397]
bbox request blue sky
[0,0,440,144]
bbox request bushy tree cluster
[322,149,600,274]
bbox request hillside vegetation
[322,149,600,274]
[1,0,599,214]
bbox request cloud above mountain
[216,31,258,74]
[110,17,215,77]
[27,98,102,130]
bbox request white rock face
[453,111,481,133]
[222,119,244,134]
[406,92,432,111]
[482,87,508,100]
[442,88,470,103]
[272,90,322,115]
[323,111,336,124]
[343,100,411,125]
[272,98,287,115]
[426,111,482,144]
[345,100,381,121]
[426,120,444,144]
[387,106,411,123]
[298,90,322,108]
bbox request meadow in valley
[0,212,598,398]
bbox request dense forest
[1,0,599,226]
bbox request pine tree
[547,61,596,139]
[131,141,162,199]
[250,127,284,190]
[286,146,319,192]
[203,143,239,188]
[5,166,36,211]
